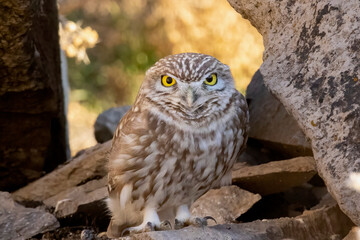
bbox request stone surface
[232,157,317,195]
[343,227,360,240]
[0,0,67,192]
[0,192,59,240]
[94,106,131,143]
[80,229,97,240]
[129,194,352,240]
[13,141,111,203]
[228,0,360,224]
[247,70,312,157]
[44,177,107,218]
[191,185,261,225]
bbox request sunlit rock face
[228,0,360,225]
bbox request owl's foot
[159,220,172,230]
[121,220,172,236]
[144,221,172,231]
[174,216,217,229]
[174,204,217,230]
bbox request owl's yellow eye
[204,73,217,86]
[161,75,176,87]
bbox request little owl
[106,53,249,237]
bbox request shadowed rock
[247,70,312,157]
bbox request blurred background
[58,0,264,156]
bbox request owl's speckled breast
[139,93,247,209]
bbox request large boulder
[0,0,67,192]
[228,0,360,225]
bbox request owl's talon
[174,218,185,230]
[145,222,155,231]
[174,216,217,230]
[120,220,168,236]
[204,216,217,224]
[193,216,216,227]
[194,217,208,227]
[158,220,172,231]
[121,227,130,237]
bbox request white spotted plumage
[106,53,249,237]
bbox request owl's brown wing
[107,105,152,196]
[236,91,250,155]
[107,106,154,237]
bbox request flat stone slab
[43,177,107,218]
[12,141,111,203]
[128,195,352,240]
[232,157,317,195]
[0,192,59,240]
[191,185,261,225]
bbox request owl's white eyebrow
[163,73,179,80]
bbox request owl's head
[140,53,237,122]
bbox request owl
[106,53,249,237]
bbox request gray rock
[232,157,317,195]
[80,229,96,240]
[247,70,312,157]
[128,194,352,240]
[191,185,261,225]
[12,141,111,203]
[228,0,360,225]
[94,106,131,143]
[0,192,59,240]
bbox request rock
[129,194,352,240]
[343,227,360,240]
[0,192,59,240]
[45,183,260,225]
[0,0,67,192]
[246,70,312,157]
[41,227,90,240]
[227,0,360,225]
[12,141,111,203]
[191,185,261,225]
[232,157,317,195]
[94,106,131,143]
[80,229,96,240]
[43,177,107,218]
[238,184,324,222]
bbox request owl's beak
[186,87,195,108]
